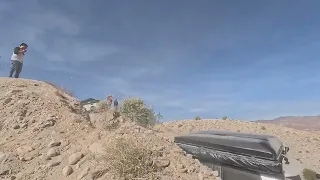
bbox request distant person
[113,99,120,119]
[9,43,28,78]
[107,95,113,106]
[114,99,119,110]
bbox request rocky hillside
[256,116,320,132]
[155,119,320,173]
[1,77,319,180]
[0,78,217,180]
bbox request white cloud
[27,12,80,36]
[0,0,122,66]
[71,43,120,62]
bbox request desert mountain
[256,116,320,131]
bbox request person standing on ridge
[107,95,113,106]
[9,43,28,78]
[114,99,119,110]
[112,98,120,119]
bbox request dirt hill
[0,78,217,180]
[256,116,320,132]
[155,119,320,173]
[1,77,319,180]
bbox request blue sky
[1,0,320,121]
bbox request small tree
[222,116,228,120]
[120,98,157,127]
[156,112,163,123]
[194,116,201,120]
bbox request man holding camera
[9,43,28,78]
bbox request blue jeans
[9,60,23,78]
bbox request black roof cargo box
[174,130,284,161]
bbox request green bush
[303,168,318,180]
[96,100,110,112]
[156,112,163,123]
[222,116,228,120]
[195,116,201,120]
[120,98,157,127]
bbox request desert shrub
[105,138,158,179]
[222,116,228,120]
[113,111,121,119]
[195,116,201,120]
[261,126,266,130]
[303,168,318,180]
[120,98,157,127]
[96,100,110,112]
[104,119,120,131]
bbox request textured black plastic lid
[174,130,283,161]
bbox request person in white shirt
[9,43,28,78]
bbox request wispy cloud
[1,0,320,121]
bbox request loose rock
[46,161,61,167]
[68,152,83,165]
[0,153,9,163]
[0,169,9,175]
[89,142,106,155]
[198,171,204,180]
[77,167,90,179]
[154,158,170,168]
[20,123,27,128]
[212,171,219,177]
[91,169,108,179]
[48,140,61,148]
[47,148,59,158]
[62,166,73,176]
[19,156,33,161]
[16,146,34,156]
[12,124,20,129]
[40,119,56,128]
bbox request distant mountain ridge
[80,98,100,105]
[256,115,320,131]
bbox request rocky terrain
[0,78,217,180]
[256,116,320,132]
[0,77,319,180]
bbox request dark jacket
[114,99,118,107]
